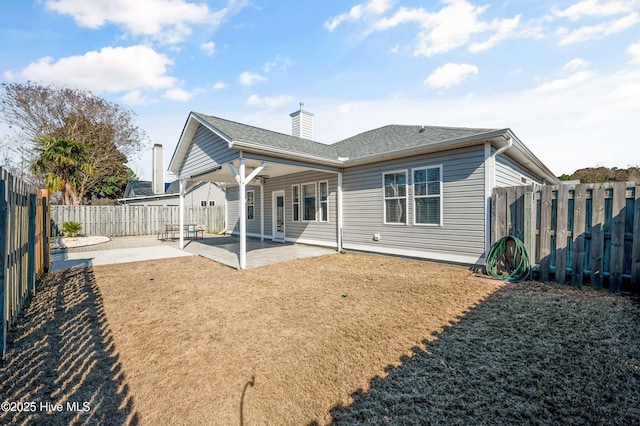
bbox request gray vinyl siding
[495,152,543,187]
[226,171,337,245]
[341,145,486,262]
[180,124,238,177]
[226,185,262,235]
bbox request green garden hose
[486,235,530,282]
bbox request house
[168,105,559,269]
[119,144,225,207]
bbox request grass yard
[1,253,639,425]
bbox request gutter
[494,136,513,157]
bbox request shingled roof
[193,112,501,163]
[193,113,340,161]
[333,124,500,160]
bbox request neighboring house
[119,179,225,207]
[118,143,225,207]
[168,105,559,268]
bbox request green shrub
[62,221,82,237]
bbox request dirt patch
[2,253,639,425]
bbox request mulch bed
[1,253,639,425]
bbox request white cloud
[120,89,152,105]
[247,94,293,108]
[425,63,478,89]
[325,0,393,31]
[162,88,192,102]
[469,15,521,52]
[563,58,589,71]
[45,0,241,44]
[238,71,267,86]
[552,0,639,21]
[17,45,176,93]
[200,41,216,56]
[558,12,640,45]
[373,1,520,57]
[263,55,293,73]
[532,71,595,93]
[629,41,640,63]
[212,81,229,90]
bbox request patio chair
[187,224,197,239]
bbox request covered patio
[181,235,337,269]
[169,111,344,269]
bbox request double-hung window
[246,190,255,220]
[383,171,407,224]
[413,166,442,225]
[302,182,317,221]
[319,181,328,222]
[292,185,300,222]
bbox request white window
[319,181,328,222]
[302,182,317,221]
[246,190,255,220]
[292,184,300,222]
[200,200,207,207]
[209,200,216,206]
[413,166,442,226]
[383,171,407,224]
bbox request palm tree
[31,136,94,205]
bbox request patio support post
[179,179,185,249]
[229,158,267,270]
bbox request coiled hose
[486,235,530,282]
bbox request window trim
[412,165,443,227]
[382,169,409,225]
[301,181,318,222]
[246,189,255,221]
[318,180,329,223]
[200,200,207,207]
[209,200,216,206]
[292,184,300,222]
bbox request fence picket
[572,185,587,286]
[609,182,626,291]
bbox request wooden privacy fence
[1,167,50,359]
[50,204,225,237]
[492,182,640,292]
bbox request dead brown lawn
[2,252,639,425]
[91,253,496,425]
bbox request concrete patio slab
[50,245,193,272]
[49,234,338,271]
[182,236,338,269]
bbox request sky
[1,0,639,181]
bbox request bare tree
[0,82,148,201]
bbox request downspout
[484,136,513,257]
[337,170,343,253]
[179,179,185,250]
[260,178,264,242]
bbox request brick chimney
[290,102,314,140]
[152,144,164,194]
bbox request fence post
[609,182,626,292]
[27,194,37,295]
[632,184,640,290]
[555,184,569,283]
[591,185,605,289]
[0,178,7,360]
[523,187,535,268]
